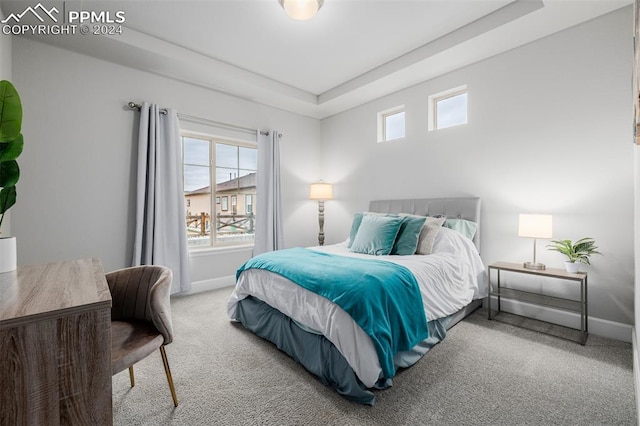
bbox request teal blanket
[236,247,429,378]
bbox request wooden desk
[0,258,112,425]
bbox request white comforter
[227,226,487,388]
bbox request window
[246,194,253,214]
[377,105,405,142]
[231,195,237,214]
[429,85,468,131]
[182,134,257,248]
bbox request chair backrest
[107,265,174,344]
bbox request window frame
[181,131,257,249]
[428,85,468,131]
[377,105,406,143]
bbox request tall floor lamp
[309,182,333,246]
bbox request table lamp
[309,182,333,246]
[518,214,553,270]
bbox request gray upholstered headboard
[368,197,481,252]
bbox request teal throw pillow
[391,215,427,255]
[347,213,364,248]
[445,218,478,240]
[347,212,394,247]
[350,214,404,256]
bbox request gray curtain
[253,130,284,255]
[132,103,191,294]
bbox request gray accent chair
[107,265,178,407]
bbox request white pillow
[432,226,476,255]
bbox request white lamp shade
[279,0,323,20]
[518,214,553,239]
[309,182,333,200]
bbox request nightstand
[487,261,588,345]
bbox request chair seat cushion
[112,320,164,375]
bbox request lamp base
[523,262,546,271]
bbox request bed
[227,197,487,405]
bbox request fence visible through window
[182,135,257,248]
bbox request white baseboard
[488,296,632,343]
[188,275,235,294]
[633,328,640,426]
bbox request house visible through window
[429,85,468,131]
[377,105,405,142]
[182,134,257,248]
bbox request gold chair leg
[160,346,179,407]
[128,366,135,387]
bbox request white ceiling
[0,0,632,118]
[109,0,514,94]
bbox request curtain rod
[127,102,274,137]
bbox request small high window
[377,105,405,142]
[429,86,468,131]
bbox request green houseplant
[546,237,601,273]
[0,80,23,273]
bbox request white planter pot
[564,261,580,273]
[0,236,17,273]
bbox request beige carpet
[113,287,636,425]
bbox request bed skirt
[234,296,483,405]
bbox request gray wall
[0,10,11,235]
[0,10,10,80]
[321,8,634,328]
[10,37,322,279]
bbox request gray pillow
[416,216,446,255]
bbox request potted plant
[0,80,23,273]
[546,237,601,273]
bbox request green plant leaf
[0,185,16,215]
[547,237,601,264]
[0,134,23,161]
[0,81,22,142]
[0,160,19,187]
[546,240,573,257]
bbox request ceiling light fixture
[279,0,324,21]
